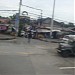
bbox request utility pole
[18,0,22,36]
[50,0,56,38]
[40,10,43,26]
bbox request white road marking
[17,52,33,55]
[60,67,75,69]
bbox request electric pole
[18,0,22,36]
[50,0,56,38]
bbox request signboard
[0,25,7,30]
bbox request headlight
[61,48,66,50]
[59,45,66,50]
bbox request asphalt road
[0,37,75,75]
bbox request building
[36,17,63,30]
[0,17,10,24]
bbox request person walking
[27,30,32,43]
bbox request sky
[0,0,74,23]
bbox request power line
[21,4,43,26]
[22,11,74,23]
[0,10,18,11]
[41,15,74,23]
[22,4,42,11]
[0,10,74,23]
[21,4,74,23]
[21,11,41,17]
[0,12,17,14]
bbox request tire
[61,51,69,57]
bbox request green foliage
[9,15,16,20]
[60,22,74,28]
[68,22,74,27]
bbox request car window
[64,36,69,39]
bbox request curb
[51,40,63,43]
[38,38,49,42]
[38,38,61,43]
[51,41,59,43]
[0,37,16,40]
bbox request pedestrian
[27,30,32,43]
[11,27,17,38]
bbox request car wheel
[61,51,69,57]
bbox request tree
[0,16,2,18]
[0,21,2,24]
[68,22,74,27]
[7,21,11,24]
[9,14,16,20]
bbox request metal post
[19,0,22,16]
[50,0,56,38]
[18,0,22,36]
[40,10,43,26]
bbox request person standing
[11,27,17,38]
[27,30,32,43]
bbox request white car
[61,35,75,43]
[21,31,25,36]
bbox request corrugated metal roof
[37,29,61,32]
[37,29,50,32]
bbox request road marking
[17,52,33,55]
[60,67,75,69]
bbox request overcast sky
[0,0,74,23]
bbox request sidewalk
[0,34,16,40]
[38,38,61,43]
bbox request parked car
[60,35,75,43]
[57,39,75,57]
[21,31,25,36]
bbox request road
[0,37,75,75]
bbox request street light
[50,0,56,38]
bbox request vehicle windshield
[64,36,72,39]
[62,40,68,44]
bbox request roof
[37,29,50,32]
[0,17,9,19]
[0,24,9,26]
[37,29,61,32]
